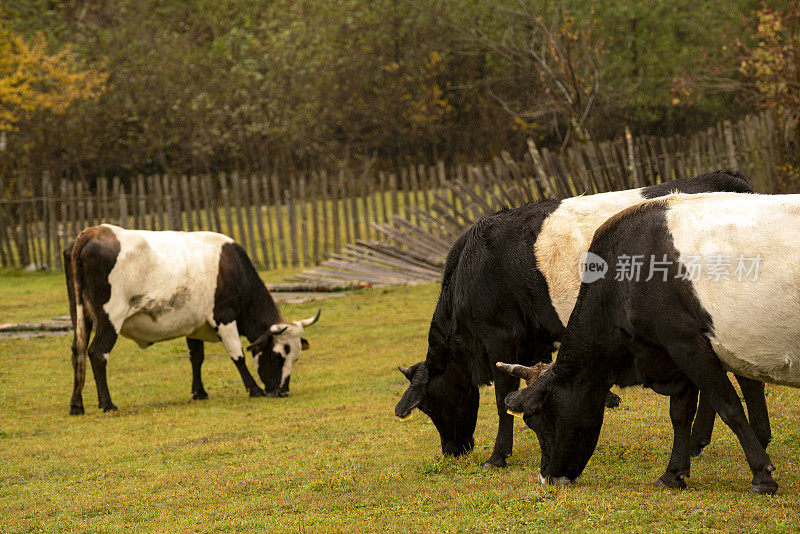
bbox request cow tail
[69,231,92,372]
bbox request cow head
[247,308,320,397]
[498,361,606,484]
[394,361,479,457]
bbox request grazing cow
[499,191,797,493]
[395,170,768,468]
[64,224,320,415]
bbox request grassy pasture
[1,271,800,533]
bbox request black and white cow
[395,170,769,468]
[64,224,320,415]
[499,191,795,493]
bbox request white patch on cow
[665,192,800,387]
[102,225,232,346]
[102,352,110,362]
[536,189,646,325]
[217,321,245,360]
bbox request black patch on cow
[437,198,564,386]
[283,344,291,355]
[640,169,753,199]
[70,226,122,316]
[213,242,282,342]
[261,351,286,393]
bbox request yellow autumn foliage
[0,16,107,131]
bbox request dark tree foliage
[0,0,794,180]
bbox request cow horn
[298,308,321,327]
[270,324,289,335]
[398,365,415,380]
[495,361,551,385]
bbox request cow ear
[394,363,429,420]
[505,375,551,415]
[301,338,310,350]
[395,382,425,419]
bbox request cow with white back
[64,224,320,415]
[499,191,800,493]
[395,170,770,468]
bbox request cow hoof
[249,387,267,397]
[266,389,290,398]
[483,458,507,469]
[69,406,85,416]
[604,392,621,409]
[101,404,118,413]
[749,481,778,495]
[655,473,687,490]
[192,391,209,400]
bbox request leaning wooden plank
[331,249,437,278]
[429,195,470,230]
[341,246,442,278]
[456,178,495,215]
[327,253,434,282]
[320,260,424,283]
[405,205,462,240]
[356,239,445,268]
[440,182,481,223]
[390,215,453,251]
[371,222,447,259]
[374,221,446,257]
[346,242,443,272]
[304,266,407,285]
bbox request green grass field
[1,271,800,533]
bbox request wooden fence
[0,110,784,273]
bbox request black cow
[501,191,786,493]
[395,170,768,468]
[64,224,320,414]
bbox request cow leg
[87,320,118,412]
[217,322,266,397]
[668,337,777,494]
[187,338,208,400]
[689,392,716,457]
[69,317,93,415]
[737,375,771,451]
[484,367,520,468]
[655,383,698,489]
